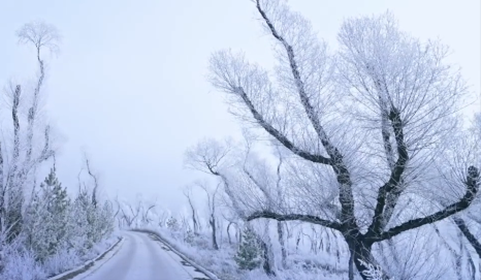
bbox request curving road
[73,231,210,280]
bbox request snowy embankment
[48,234,123,280]
[0,232,121,280]
[133,226,347,280]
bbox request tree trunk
[191,206,198,233]
[348,251,354,280]
[209,214,219,250]
[347,238,390,280]
[227,222,235,245]
[260,238,276,276]
[277,221,287,268]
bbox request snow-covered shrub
[0,246,46,280]
[184,228,195,245]
[43,247,81,277]
[166,216,180,231]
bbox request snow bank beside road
[48,234,123,280]
[132,227,348,280]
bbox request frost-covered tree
[195,180,221,250]
[0,20,58,241]
[68,186,113,255]
[70,188,93,253]
[24,167,69,262]
[0,20,115,279]
[206,1,480,279]
[235,226,262,271]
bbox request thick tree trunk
[346,237,390,280]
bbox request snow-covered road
[73,231,210,280]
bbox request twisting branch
[235,87,333,165]
[17,21,59,164]
[247,211,342,231]
[368,107,409,237]
[255,0,355,231]
[84,155,99,208]
[377,166,479,241]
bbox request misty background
[0,0,479,213]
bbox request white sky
[0,0,479,213]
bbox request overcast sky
[0,0,479,213]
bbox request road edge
[47,236,123,280]
[131,229,221,280]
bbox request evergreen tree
[71,188,93,252]
[45,168,70,253]
[24,167,70,262]
[98,201,115,239]
[234,226,262,271]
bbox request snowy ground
[71,231,211,280]
[135,227,350,280]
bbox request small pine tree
[46,168,70,253]
[24,167,70,262]
[235,226,262,270]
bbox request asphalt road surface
[73,231,210,280]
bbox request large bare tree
[206,1,480,279]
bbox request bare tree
[137,198,156,227]
[183,185,200,234]
[113,196,123,227]
[195,180,221,250]
[83,153,99,209]
[117,199,141,228]
[222,213,239,245]
[0,21,59,239]
[207,1,479,279]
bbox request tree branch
[377,166,479,241]
[247,210,342,231]
[235,87,332,165]
[368,107,409,237]
[84,155,99,208]
[255,0,356,226]
[453,216,481,258]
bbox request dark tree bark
[453,216,481,258]
[260,237,276,276]
[184,188,199,234]
[277,221,287,267]
[209,214,219,250]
